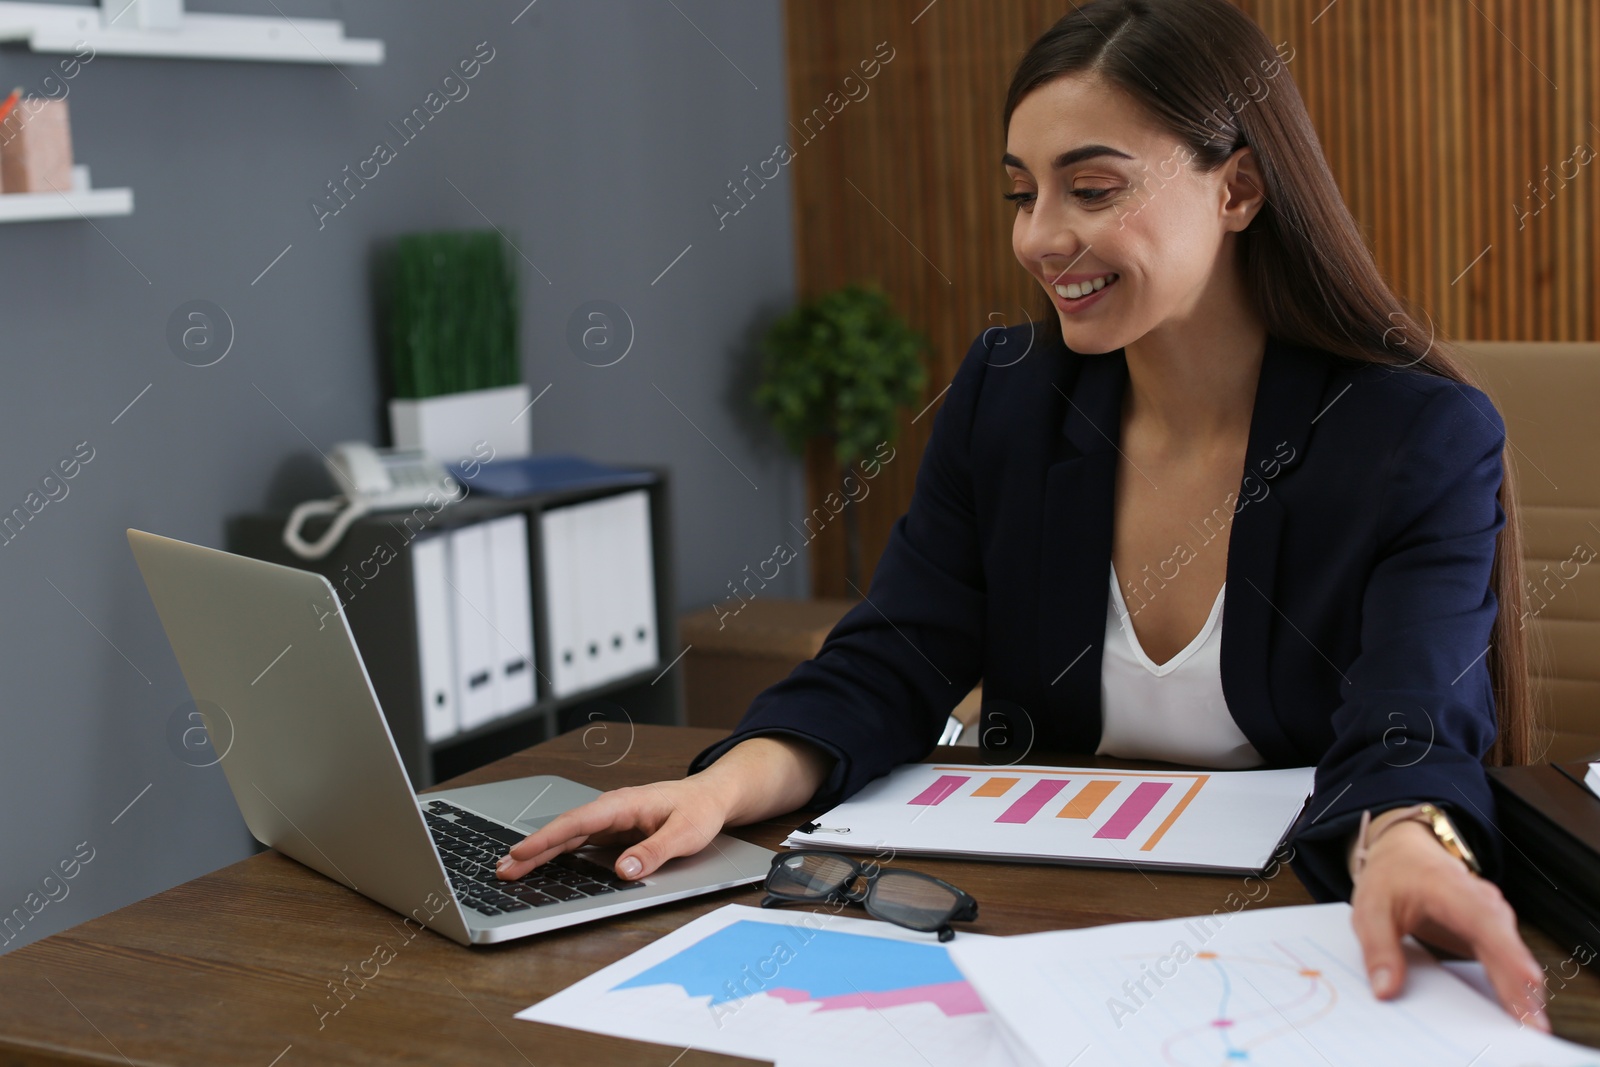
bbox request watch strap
[1351,803,1481,886]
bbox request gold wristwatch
[1352,802,1482,883]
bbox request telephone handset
[283,442,462,559]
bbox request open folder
[784,761,1316,874]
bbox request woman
[498,0,1548,1029]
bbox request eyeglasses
[759,851,979,942]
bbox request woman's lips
[1050,272,1118,312]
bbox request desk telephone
[282,442,462,559]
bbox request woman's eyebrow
[1001,144,1136,172]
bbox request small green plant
[755,282,929,589]
[385,230,519,399]
[755,282,928,467]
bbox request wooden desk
[3,726,1597,1065]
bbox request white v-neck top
[1094,562,1265,769]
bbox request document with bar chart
[783,763,1316,873]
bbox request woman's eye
[1002,188,1115,211]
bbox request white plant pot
[389,383,532,464]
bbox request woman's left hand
[1350,818,1549,1029]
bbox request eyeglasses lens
[768,853,858,898]
[865,870,960,928]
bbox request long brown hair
[1004,0,1536,765]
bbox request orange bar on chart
[971,777,1019,797]
[1140,775,1210,851]
[1057,779,1118,819]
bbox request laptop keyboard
[423,799,645,917]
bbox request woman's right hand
[493,734,835,883]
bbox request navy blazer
[689,323,1509,902]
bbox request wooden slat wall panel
[786,0,1600,598]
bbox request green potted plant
[755,281,929,589]
[384,229,526,462]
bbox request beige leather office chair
[1456,342,1600,762]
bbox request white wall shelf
[0,2,383,64]
[0,164,131,223]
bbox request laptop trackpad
[430,774,604,836]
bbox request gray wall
[0,0,806,954]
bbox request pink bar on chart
[908,775,970,806]
[1093,781,1172,839]
[996,778,1070,823]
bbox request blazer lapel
[1221,335,1330,764]
[1035,334,1331,764]
[1037,350,1127,751]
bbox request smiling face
[1004,73,1262,356]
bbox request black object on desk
[1488,760,1600,969]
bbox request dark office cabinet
[227,469,683,788]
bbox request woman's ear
[1221,146,1267,233]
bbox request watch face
[1424,807,1480,872]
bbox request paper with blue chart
[515,903,1020,1067]
[946,902,1600,1067]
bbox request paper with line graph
[784,763,1315,873]
[946,903,1600,1067]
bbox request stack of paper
[784,761,1317,874]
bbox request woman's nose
[1015,206,1087,280]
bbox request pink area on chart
[1092,780,1172,839]
[996,778,1070,824]
[907,774,970,806]
[766,980,987,1017]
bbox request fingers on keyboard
[425,799,643,917]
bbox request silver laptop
[127,528,772,945]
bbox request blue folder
[451,453,654,498]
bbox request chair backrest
[1454,341,1600,763]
